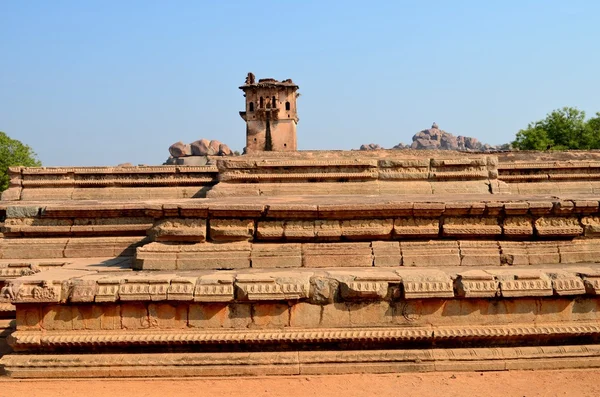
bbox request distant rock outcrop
[408,123,488,151]
[359,123,509,151]
[359,143,383,151]
[165,139,234,165]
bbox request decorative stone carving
[443,217,501,237]
[13,281,61,303]
[455,270,498,298]
[398,270,454,299]
[494,271,553,297]
[236,273,309,301]
[503,216,533,237]
[393,218,439,238]
[209,219,254,242]
[534,217,583,237]
[193,274,235,302]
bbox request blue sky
[1,1,599,166]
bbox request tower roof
[239,73,299,90]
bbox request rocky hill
[360,123,510,151]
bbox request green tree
[0,131,41,192]
[512,107,600,150]
[588,112,600,140]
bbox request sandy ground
[1,370,599,397]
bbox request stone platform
[2,151,600,377]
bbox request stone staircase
[2,151,600,377]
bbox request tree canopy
[0,131,41,192]
[512,107,600,150]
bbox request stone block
[95,278,122,302]
[118,280,151,301]
[501,241,560,266]
[11,281,62,303]
[493,270,553,297]
[188,303,251,329]
[320,302,351,327]
[578,270,600,294]
[459,240,501,266]
[393,218,439,238]
[528,201,554,216]
[503,216,533,237]
[574,199,599,214]
[559,240,600,264]
[499,241,529,266]
[251,243,302,268]
[256,221,284,240]
[398,269,454,299]
[284,221,315,240]
[372,241,401,266]
[209,219,254,242]
[167,276,196,301]
[16,305,42,330]
[148,303,188,329]
[535,217,583,237]
[99,304,121,330]
[340,280,390,300]
[64,237,116,258]
[484,202,504,216]
[341,219,393,240]
[412,202,445,217]
[41,305,73,330]
[442,217,501,237]
[314,220,341,241]
[70,279,99,303]
[149,218,206,242]
[443,202,472,216]
[120,303,150,329]
[347,301,393,326]
[581,216,600,237]
[236,272,310,301]
[177,242,251,270]
[252,303,289,328]
[504,202,529,215]
[289,302,322,328]
[194,273,235,302]
[309,276,338,304]
[134,243,178,270]
[72,305,102,330]
[546,271,586,296]
[524,241,561,265]
[400,241,460,267]
[553,200,575,215]
[302,243,373,267]
[455,270,498,298]
[0,238,67,259]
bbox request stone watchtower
[239,72,299,152]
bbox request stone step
[3,344,600,377]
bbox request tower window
[260,97,264,108]
[272,96,276,108]
[285,101,290,111]
[249,102,254,112]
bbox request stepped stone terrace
[2,150,600,377]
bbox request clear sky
[1,1,599,166]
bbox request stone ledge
[9,322,600,348]
[3,344,600,377]
[134,239,600,270]
[5,265,600,304]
